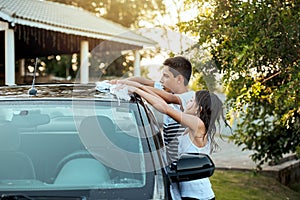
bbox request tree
[48,0,165,28]
[179,0,300,168]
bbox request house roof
[0,0,156,47]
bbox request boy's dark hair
[163,56,192,86]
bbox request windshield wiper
[1,193,34,200]
[0,194,87,200]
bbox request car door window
[0,100,147,190]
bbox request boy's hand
[116,80,142,88]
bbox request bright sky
[138,0,199,80]
[138,0,198,28]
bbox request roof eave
[0,11,157,48]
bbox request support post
[19,58,25,77]
[133,50,141,76]
[5,28,15,86]
[80,41,89,84]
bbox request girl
[126,85,229,200]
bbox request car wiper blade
[1,193,34,200]
[0,194,86,200]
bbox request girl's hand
[109,79,119,84]
[113,83,126,91]
[127,85,138,94]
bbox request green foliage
[183,44,220,91]
[22,55,72,79]
[180,0,300,168]
[89,52,135,80]
[42,55,73,78]
[296,146,300,159]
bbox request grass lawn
[211,170,300,200]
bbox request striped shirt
[163,91,195,163]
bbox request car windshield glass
[0,99,146,191]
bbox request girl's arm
[131,87,203,135]
[142,86,182,105]
[117,80,182,105]
[128,86,168,113]
[110,77,155,87]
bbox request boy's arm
[126,77,155,87]
[116,79,163,100]
[112,78,182,105]
[142,86,181,105]
[118,80,181,105]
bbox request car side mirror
[167,153,215,182]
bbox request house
[0,0,156,85]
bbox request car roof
[0,83,132,102]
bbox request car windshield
[0,99,147,191]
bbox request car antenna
[28,57,38,96]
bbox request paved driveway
[211,137,260,170]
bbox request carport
[0,0,156,85]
